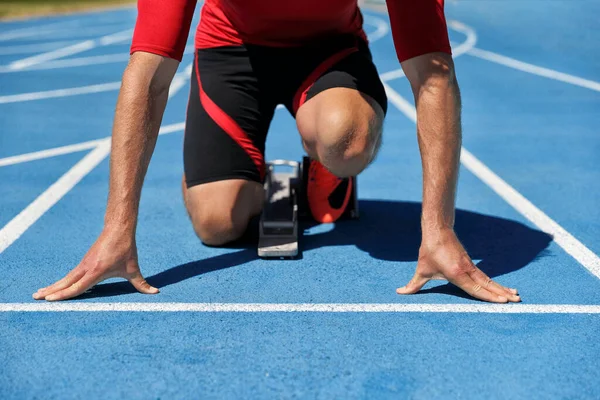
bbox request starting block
[258,157,358,259]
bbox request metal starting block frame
[258,157,359,259]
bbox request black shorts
[184,35,388,188]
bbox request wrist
[420,226,456,249]
[103,217,136,239]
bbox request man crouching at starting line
[33,0,521,303]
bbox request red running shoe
[307,159,353,223]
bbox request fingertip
[510,288,518,295]
[497,296,508,303]
[396,286,411,295]
[45,295,57,302]
[32,293,41,300]
[148,287,159,294]
[513,295,522,303]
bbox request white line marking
[0,63,192,253]
[0,81,122,104]
[1,45,195,72]
[363,14,389,42]
[168,63,193,97]
[1,302,599,314]
[0,121,185,168]
[6,29,132,71]
[0,140,111,254]
[383,83,600,280]
[0,54,129,73]
[158,122,186,135]
[379,19,477,82]
[468,47,600,93]
[0,139,105,167]
[459,150,600,279]
[0,21,78,41]
[0,41,76,55]
[0,57,194,103]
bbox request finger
[396,273,430,295]
[45,273,103,302]
[468,269,521,302]
[128,272,159,295]
[33,268,86,300]
[451,273,509,303]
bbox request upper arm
[385,0,451,63]
[131,0,198,62]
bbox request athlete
[33,0,521,303]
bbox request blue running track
[1,2,599,398]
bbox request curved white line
[447,20,477,58]
[379,19,478,82]
[363,14,389,43]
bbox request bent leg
[183,46,275,246]
[293,41,387,177]
[297,88,384,177]
[182,177,263,246]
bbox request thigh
[292,38,387,156]
[184,46,277,188]
[286,37,388,117]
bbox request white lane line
[0,140,111,254]
[0,121,186,168]
[379,19,477,82]
[0,139,105,167]
[168,63,193,97]
[363,14,389,42]
[0,55,194,103]
[0,45,195,72]
[383,82,600,280]
[0,54,129,73]
[1,302,599,314]
[0,41,76,55]
[6,28,132,71]
[0,63,192,254]
[460,150,600,279]
[468,47,600,93]
[0,21,79,41]
[0,81,122,104]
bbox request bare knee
[298,90,383,177]
[183,179,263,246]
[192,209,247,246]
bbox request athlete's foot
[307,159,354,223]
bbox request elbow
[403,52,459,99]
[122,52,179,98]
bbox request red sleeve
[130,0,197,62]
[385,0,452,62]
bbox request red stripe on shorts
[292,46,358,114]
[194,56,265,180]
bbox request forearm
[416,75,461,236]
[403,53,462,239]
[104,53,178,235]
